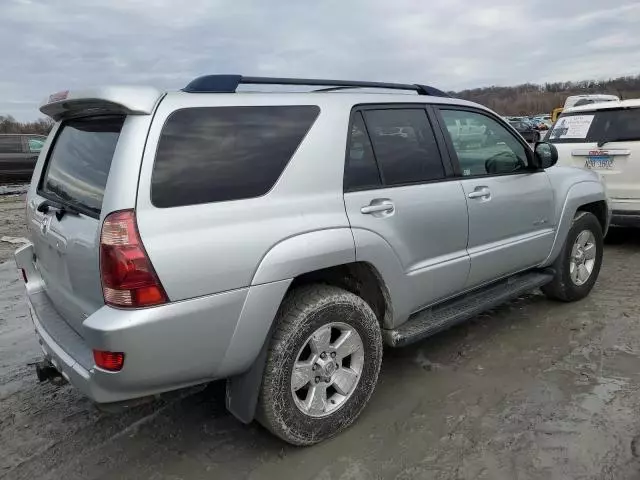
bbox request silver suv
[15,76,610,445]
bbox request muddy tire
[542,211,603,302]
[257,284,382,446]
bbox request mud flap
[225,330,271,424]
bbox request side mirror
[486,151,526,174]
[533,141,558,169]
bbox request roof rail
[182,75,451,97]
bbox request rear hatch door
[29,115,125,335]
[548,107,640,200]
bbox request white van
[547,99,640,227]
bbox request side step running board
[383,271,554,347]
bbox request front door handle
[468,187,491,199]
[361,200,394,215]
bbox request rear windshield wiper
[597,138,630,147]
[36,199,82,220]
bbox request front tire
[542,212,603,302]
[257,285,383,446]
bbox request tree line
[2,74,640,129]
[0,115,54,136]
[453,75,640,116]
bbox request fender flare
[541,180,607,266]
[250,228,356,285]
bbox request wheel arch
[226,228,395,424]
[226,260,393,424]
[541,181,609,267]
[250,228,356,286]
[576,200,609,235]
[287,261,393,328]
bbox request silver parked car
[15,76,610,445]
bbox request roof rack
[182,75,451,97]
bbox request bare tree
[453,74,640,115]
[3,74,640,130]
[0,116,54,135]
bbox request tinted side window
[0,136,23,154]
[152,106,320,208]
[440,109,528,177]
[344,112,381,191]
[363,109,445,185]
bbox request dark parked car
[508,120,540,143]
[0,134,46,181]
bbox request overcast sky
[2,0,640,120]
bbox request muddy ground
[0,188,29,265]
[2,191,640,480]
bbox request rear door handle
[361,200,394,215]
[468,187,491,199]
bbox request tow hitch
[33,359,67,386]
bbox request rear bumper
[15,242,261,405]
[611,210,640,227]
[610,199,640,228]
[24,288,250,404]
[26,295,102,400]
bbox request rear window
[548,108,640,144]
[152,105,320,208]
[40,116,124,217]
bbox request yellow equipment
[551,107,563,123]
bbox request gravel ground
[2,191,640,480]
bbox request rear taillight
[99,210,167,308]
[93,350,125,371]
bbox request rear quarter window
[151,105,320,208]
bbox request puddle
[579,376,627,413]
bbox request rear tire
[542,212,603,302]
[257,285,382,446]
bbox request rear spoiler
[40,86,165,121]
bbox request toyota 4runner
[15,75,610,445]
